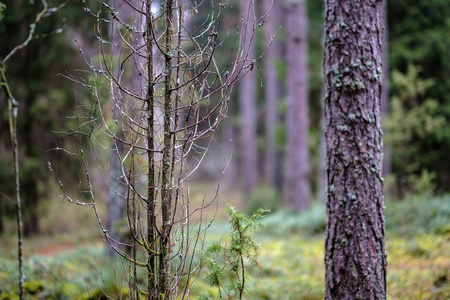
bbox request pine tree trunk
[263,0,282,191]
[323,0,387,298]
[239,0,257,196]
[285,0,310,211]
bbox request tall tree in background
[239,0,257,195]
[285,0,310,211]
[387,0,450,194]
[106,0,143,248]
[381,0,391,185]
[323,0,387,298]
[318,86,327,203]
[0,0,84,236]
[263,0,282,191]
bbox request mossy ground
[0,192,448,299]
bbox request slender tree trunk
[1,66,25,300]
[285,0,310,212]
[239,0,257,196]
[323,0,387,298]
[263,0,282,191]
[145,0,156,297]
[159,0,174,296]
[13,107,24,300]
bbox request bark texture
[263,0,283,190]
[145,0,156,295]
[239,0,257,195]
[285,0,310,211]
[159,0,174,295]
[323,0,387,299]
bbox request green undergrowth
[192,194,450,299]
[385,194,450,237]
[0,245,135,299]
[0,194,448,299]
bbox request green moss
[0,293,19,300]
[24,280,44,294]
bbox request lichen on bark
[323,0,387,299]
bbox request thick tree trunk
[263,0,282,191]
[239,0,257,196]
[285,0,310,212]
[323,0,387,299]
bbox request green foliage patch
[202,204,269,299]
[384,194,450,237]
[261,203,326,236]
[0,245,131,300]
[386,64,447,195]
[0,195,448,298]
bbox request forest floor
[0,190,449,299]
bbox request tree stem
[145,0,156,297]
[1,65,25,300]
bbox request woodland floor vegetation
[0,190,448,299]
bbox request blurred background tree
[386,0,450,196]
[0,0,449,298]
[0,0,96,235]
[0,0,449,236]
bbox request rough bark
[263,0,282,190]
[323,0,387,299]
[159,0,174,296]
[285,0,310,211]
[239,0,257,196]
[145,0,156,296]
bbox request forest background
[0,0,449,299]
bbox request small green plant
[202,204,269,299]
